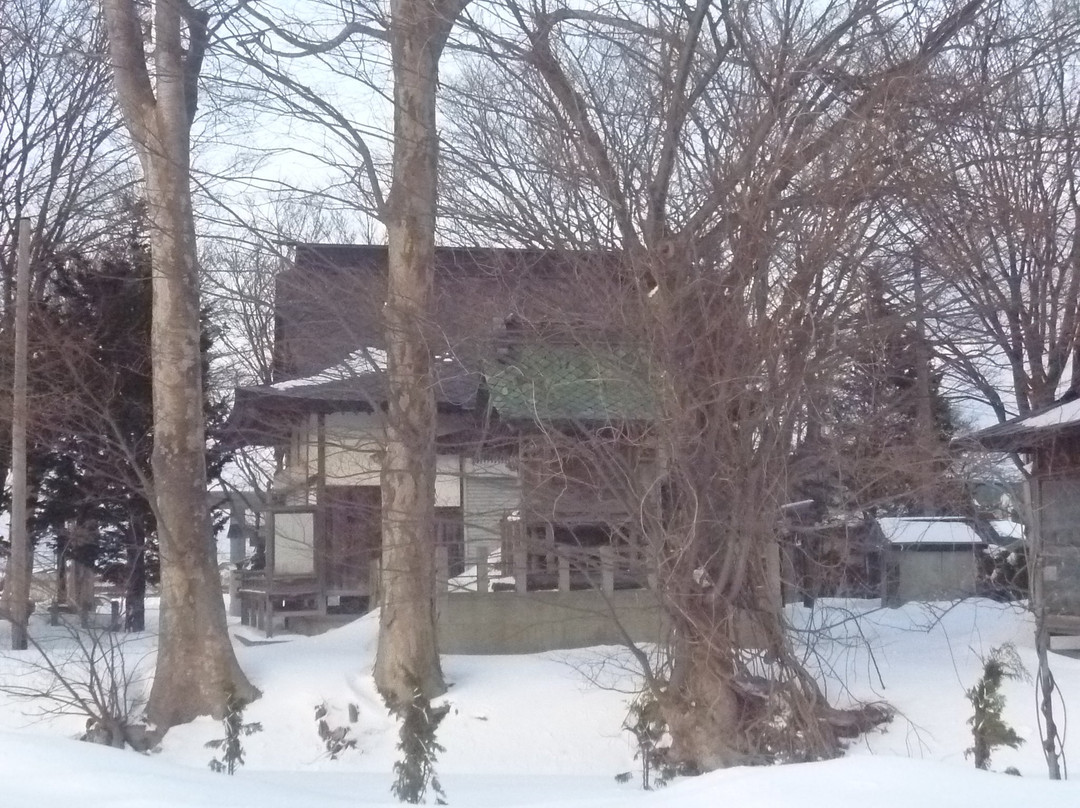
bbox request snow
[878,517,986,546]
[271,348,387,389]
[1007,398,1080,430]
[1,599,1079,806]
[990,519,1026,546]
[269,349,463,391]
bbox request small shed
[879,517,987,605]
[960,396,1080,634]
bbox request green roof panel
[483,342,655,423]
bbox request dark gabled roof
[230,243,641,446]
[274,244,624,379]
[225,332,654,445]
[224,359,481,446]
[956,395,1080,452]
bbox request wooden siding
[1035,477,1080,621]
[463,461,520,558]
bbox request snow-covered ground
[1,599,1078,806]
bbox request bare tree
[913,9,1080,420]
[0,0,130,287]
[371,0,479,707]
[220,0,469,705]
[0,1,131,588]
[907,16,1080,779]
[437,0,992,768]
[101,0,255,730]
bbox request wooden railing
[435,543,652,596]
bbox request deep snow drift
[0,599,1078,807]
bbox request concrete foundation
[437,588,667,654]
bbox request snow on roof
[877,517,987,546]
[272,348,387,390]
[961,396,1080,451]
[989,519,1025,542]
[1010,397,1080,430]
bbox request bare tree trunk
[5,216,32,650]
[373,0,465,707]
[125,517,147,633]
[102,0,254,729]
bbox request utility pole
[6,216,31,650]
[912,251,936,512]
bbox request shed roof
[877,517,987,548]
[988,519,1025,549]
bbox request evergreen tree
[794,275,963,515]
[967,644,1027,770]
[31,236,154,629]
[30,226,229,631]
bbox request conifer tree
[967,644,1027,770]
[31,227,230,631]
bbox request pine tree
[797,275,962,515]
[31,222,230,631]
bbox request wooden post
[227,496,246,618]
[558,553,571,592]
[476,547,489,594]
[315,414,327,597]
[6,217,31,650]
[600,547,615,594]
[513,544,528,594]
[265,511,277,638]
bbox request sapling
[391,677,449,804]
[206,692,262,774]
[966,643,1027,771]
[315,701,358,759]
[622,693,676,789]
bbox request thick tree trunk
[373,0,449,707]
[141,144,256,728]
[660,619,744,770]
[103,0,254,730]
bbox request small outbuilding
[878,516,988,605]
[960,396,1080,634]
